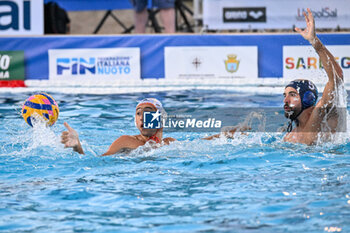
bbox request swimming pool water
[0,90,349,232]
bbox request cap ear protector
[302,90,317,109]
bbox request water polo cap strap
[147,129,161,143]
[287,118,300,133]
[148,135,161,143]
[287,120,293,133]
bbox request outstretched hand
[202,124,251,140]
[222,125,251,138]
[61,122,84,154]
[295,8,316,43]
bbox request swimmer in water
[61,98,245,155]
[283,8,344,145]
[61,98,176,155]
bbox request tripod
[175,0,194,32]
[142,0,194,33]
[93,0,194,34]
[93,10,133,34]
[93,7,163,34]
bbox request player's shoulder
[118,135,139,141]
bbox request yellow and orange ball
[22,93,59,127]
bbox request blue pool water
[0,90,349,232]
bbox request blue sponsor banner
[43,0,133,11]
[48,48,140,80]
[0,34,349,81]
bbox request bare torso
[284,108,341,145]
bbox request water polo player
[61,98,175,155]
[61,97,247,155]
[283,8,344,145]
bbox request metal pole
[193,0,202,33]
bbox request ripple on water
[0,90,349,232]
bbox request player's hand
[222,125,251,138]
[61,122,80,148]
[295,8,316,43]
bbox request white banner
[49,48,140,81]
[203,0,350,30]
[283,45,350,82]
[0,0,43,35]
[165,46,258,79]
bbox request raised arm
[295,8,343,107]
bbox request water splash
[317,61,348,145]
[4,120,65,158]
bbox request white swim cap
[136,98,164,112]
